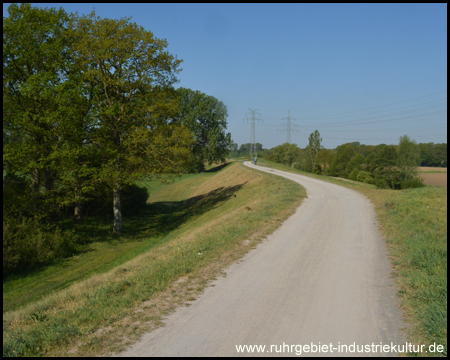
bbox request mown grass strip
[3,161,306,357]
[255,158,447,357]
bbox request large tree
[396,135,421,182]
[3,3,93,219]
[175,87,232,173]
[65,11,193,233]
[307,130,323,170]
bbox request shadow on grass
[204,162,231,173]
[125,182,245,237]
[3,183,246,285]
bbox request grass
[419,170,448,173]
[3,173,201,314]
[3,161,306,357]
[254,158,447,357]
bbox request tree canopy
[4,4,194,233]
[175,87,232,172]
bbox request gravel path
[117,162,406,357]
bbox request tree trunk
[33,168,40,194]
[113,186,123,234]
[74,203,83,221]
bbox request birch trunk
[113,186,123,233]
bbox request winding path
[118,161,406,357]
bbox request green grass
[379,187,447,357]
[3,161,306,356]
[254,158,447,357]
[3,172,215,314]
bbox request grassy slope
[255,158,447,357]
[3,161,306,357]
[3,173,205,313]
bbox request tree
[329,143,356,177]
[315,149,334,176]
[397,135,421,182]
[307,130,323,169]
[3,3,88,219]
[67,11,193,233]
[266,143,301,167]
[368,144,399,189]
[175,87,232,172]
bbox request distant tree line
[3,3,231,274]
[228,143,264,158]
[254,131,447,190]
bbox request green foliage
[400,178,426,189]
[82,184,150,217]
[314,149,334,176]
[3,3,87,219]
[307,130,323,168]
[266,143,301,167]
[329,143,356,177]
[356,171,374,184]
[348,168,359,181]
[175,87,232,172]
[312,164,322,175]
[397,135,421,182]
[4,4,195,234]
[3,216,80,275]
[419,142,447,167]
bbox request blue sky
[4,3,447,149]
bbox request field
[419,173,447,187]
[418,167,447,188]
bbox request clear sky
[4,3,447,149]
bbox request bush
[348,169,359,181]
[312,164,322,175]
[401,177,425,189]
[357,171,374,184]
[3,216,80,275]
[374,177,390,189]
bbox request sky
[4,3,447,149]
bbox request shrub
[357,171,374,184]
[3,216,80,275]
[401,177,425,189]
[374,177,390,189]
[348,169,359,181]
[312,164,322,175]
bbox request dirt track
[118,162,406,357]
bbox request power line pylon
[278,110,300,144]
[243,109,263,159]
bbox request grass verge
[255,158,447,357]
[3,161,306,356]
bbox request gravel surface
[117,162,406,357]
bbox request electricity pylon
[278,110,300,144]
[244,109,263,159]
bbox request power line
[244,109,263,159]
[277,110,300,144]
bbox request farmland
[419,167,447,188]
